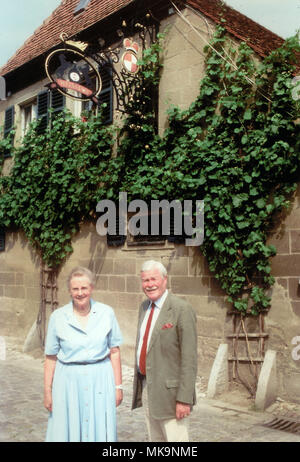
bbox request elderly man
[132,260,198,442]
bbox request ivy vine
[0,25,299,316]
[0,111,117,267]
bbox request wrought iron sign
[44,11,159,114]
[45,36,101,104]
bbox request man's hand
[176,401,191,420]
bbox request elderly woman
[44,267,123,442]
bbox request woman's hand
[44,388,53,412]
[116,388,123,407]
[110,347,123,407]
[44,355,57,412]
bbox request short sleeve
[44,312,60,355]
[107,311,123,348]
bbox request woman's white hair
[67,266,95,288]
[141,260,167,277]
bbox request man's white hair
[141,260,167,277]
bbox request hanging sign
[45,40,101,102]
[121,38,139,74]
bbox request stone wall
[0,7,300,402]
[265,185,300,402]
[54,223,228,374]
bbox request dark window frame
[36,89,65,134]
[0,229,5,251]
[74,0,91,15]
[3,106,14,158]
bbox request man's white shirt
[137,289,168,371]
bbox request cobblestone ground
[1,336,300,443]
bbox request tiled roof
[0,0,134,76]
[186,0,284,58]
[0,0,293,77]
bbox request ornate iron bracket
[45,11,160,116]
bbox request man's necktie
[139,303,155,376]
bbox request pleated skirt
[45,357,117,442]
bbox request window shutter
[98,66,113,124]
[51,88,65,116]
[3,106,14,158]
[37,89,65,133]
[106,212,126,247]
[0,229,5,251]
[4,106,14,136]
[167,212,186,243]
[37,91,49,134]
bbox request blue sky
[0,0,299,68]
[225,0,300,39]
[0,0,61,68]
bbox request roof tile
[1,0,297,77]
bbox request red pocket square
[162,323,173,329]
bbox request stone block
[15,273,25,285]
[0,272,15,285]
[116,292,143,312]
[267,231,290,254]
[114,259,136,275]
[161,257,189,276]
[94,275,108,291]
[255,350,277,410]
[271,255,300,277]
[291,301,300,317]
[170,276,210,295]
[92,291,119,309]
[93,258,114,275]
[188,255,210,276]
[197,316,224,339]
[207,344,229,398]
[24,273,40,287]
[210,277,227,297]
[290,230,300,253]
[26,287,40,301]
[108,276,125,292]
[288,278,300,300]
[4,286,25,299]
[126,276,141,293]
[283,371,300,403]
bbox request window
[104,209,188,248]
[98,66,113,124]
[36,89,65,134]
[74,0,91,15]
[82,65,113,124]
[20,99,37,135]
[3,106,14,158]
[106,211,127,247]
[126,209,186,247]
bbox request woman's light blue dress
[44,299,123,442]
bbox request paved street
[1,336,300,444]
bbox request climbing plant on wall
[0,25,299,317]
[116,25,300,315]
[0,110,117,267]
